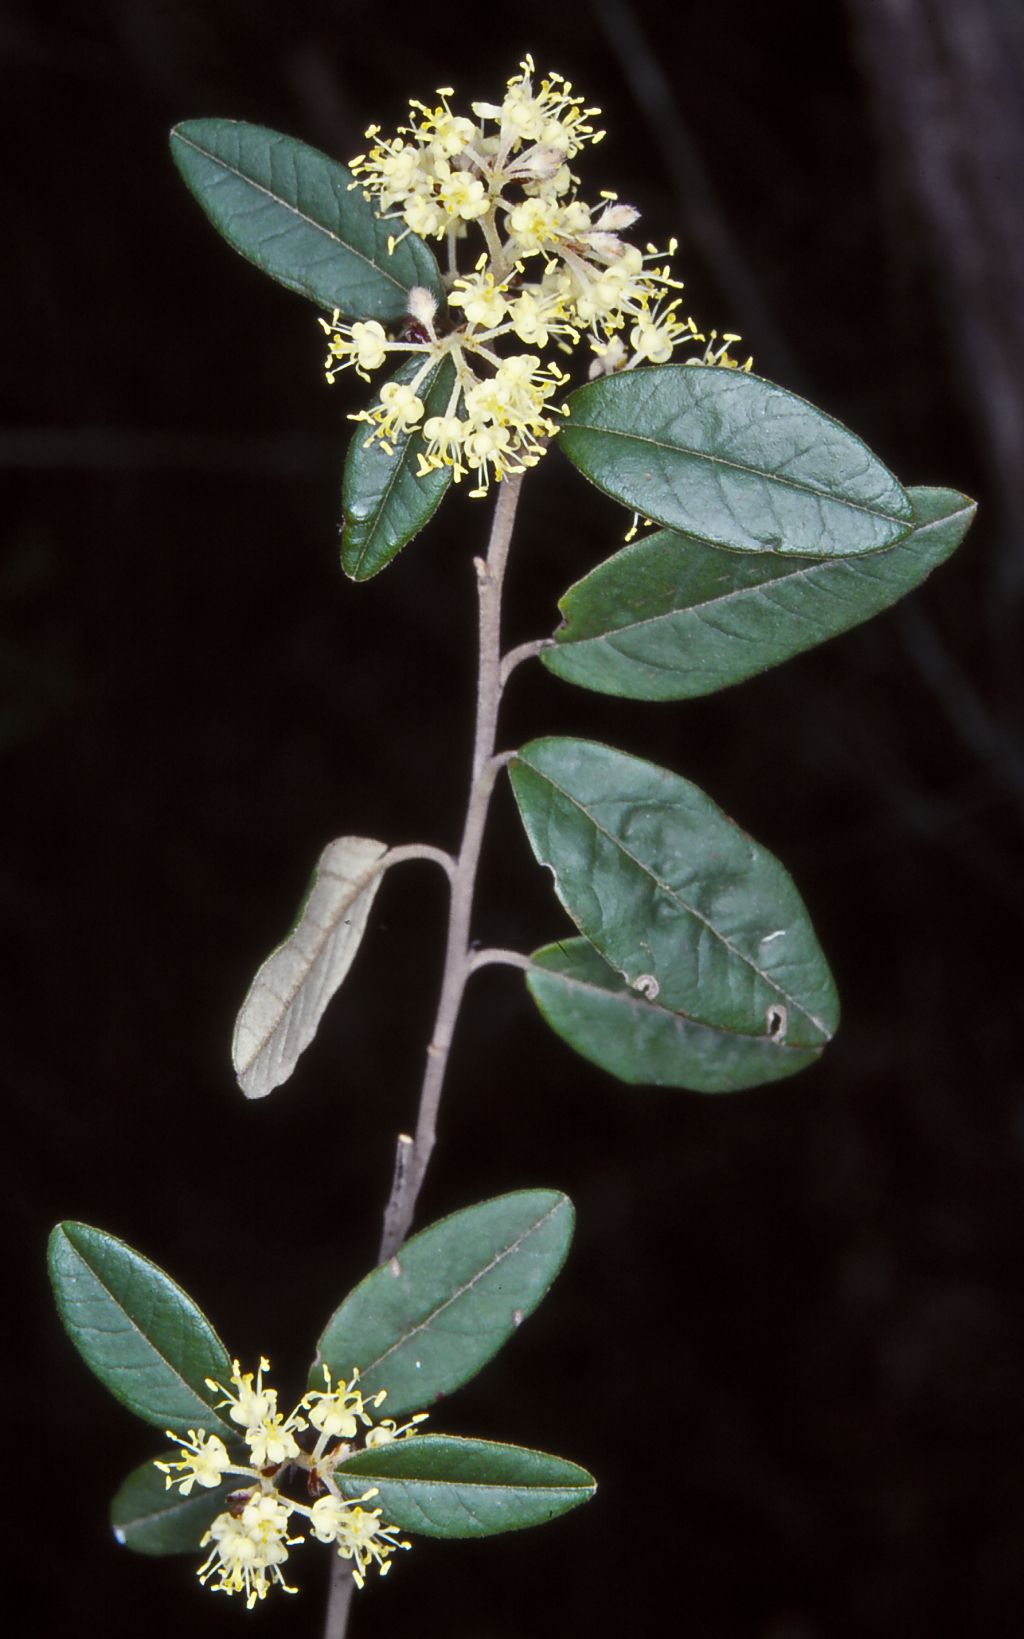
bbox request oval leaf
[334,1435,595,1538]
[170,120,443,320]
[528,938,822,1091]
[47,1223,235,1438]
[111,1457,239,1555]
[508,738,838,1048]
[342,355,456,580]
[557,365,913,557]
[542,487,976,699]
[233,836,388,1098]
[314,1191,574,1418]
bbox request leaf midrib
[66,1236,233,1436]
[348,360,449,576]
[117,1479,236,1535]
[559,550,892,650]
[556,503,969,650]
[521,757,834,1041]
[172,129,409,298]
[562,411,910,524]
[358,1198,567,1375]
[530,955,822,1052]
[236,853,385,1079]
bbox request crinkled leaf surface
[528,938,822,1091]
[543,487,976,699]
[509,739,838,1048]
[170,120,443,319]
[314,1191,574,1418]
[342,355,456,579]
[47,1223,235,1438]
[233,836,388,1098]
[111,1457,239,1555]
[335,1436,595,1538]
[557,365,913,557]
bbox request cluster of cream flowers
[156,1358,425,1609]
[322,56,751,497]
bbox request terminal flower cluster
[155,1358,425,1608]
[322,56,751,496]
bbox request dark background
[7,2,1024,1635]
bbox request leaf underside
[232,835,388,1098]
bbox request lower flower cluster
[156,1358,424,1608]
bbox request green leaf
[169,120,443,320]
[313,1191,574,1418]
[542,487,977,699]
[528,938,823,1091]
[341,355,456,579]
[233,836,389,1098]
[334,1435,595,1538]
[509,738,838,1048]
[111,1457,239,1555]
[47,1223,236,1438]
[557,365,913,557]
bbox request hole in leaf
[765,1003,787,1042]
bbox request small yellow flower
[208,1357,277,1431]
[364,1411,429,1448]
[403,191,449,240]
[308,1494,411,1588]
[354,379,426,454]
[437,164,489,224]
[450,264,511,329]
[418,413,468,481]
[304,1365,385,1441]
[198,1491,300,1609]
[692,330,754,371]
[246,1413,302,1469]
[155,1429,230,1495]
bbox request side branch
[500,637,551,689]
[468,947,534,974]
[381,841,458,881]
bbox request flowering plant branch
[49,54,974,1638]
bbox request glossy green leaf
[509,739,838,1048]
[528,938,823,1091]
[48,1223,235,1438]
[170,120,443,320]
[342,355,456,579]
[557,365,913,557]
[543,487,976,699]
[313,1191,574,1418]
[111,1457,239,1555]
[334,1436,595,1538]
